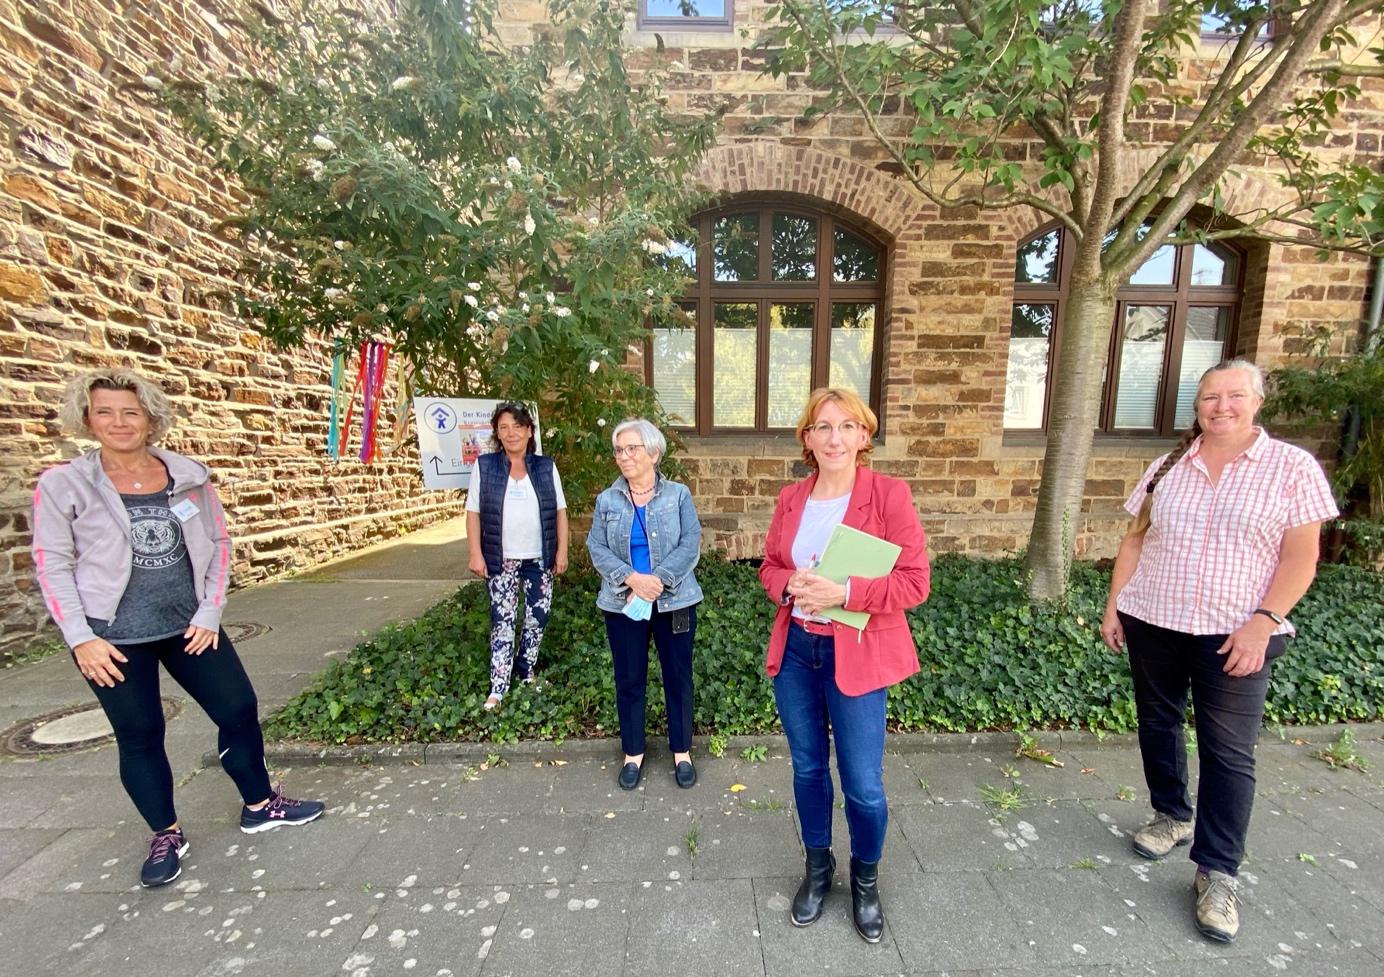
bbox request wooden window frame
[1007,225,1244,438]
[646,203,887,436]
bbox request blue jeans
[773,624,889,862]
[1121,612,1285,876]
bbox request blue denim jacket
[586,473,703,614]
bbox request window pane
[1004,304,1054,429]
[1113,305,1171,428]
[1015,229,1060,284]
[645,0,727,16]
[830,303,875,403]
[663,237,697,275]
[772,214,816,281]
[1174,306,1232,428]
[1128,244,1176,285]
[713,214,758,282]
[768,303,814,427]
[713,302,758,426]
[1190,244,1236,286]
[652,302,697,426]
[833,227,879,282]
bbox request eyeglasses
[805,421,866,439]
[613,444,646,458]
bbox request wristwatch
[1253,607,1285,626]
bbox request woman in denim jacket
[586,418,703,791]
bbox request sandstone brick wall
[587,2,1377,561]
[0,0,455,655]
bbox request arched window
[648,203,886,434]
[1005,225,1242,436]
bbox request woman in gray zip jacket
[585,417,703,791]
[31,370,324,889]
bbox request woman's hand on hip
[1099,607,1125,653]
[73,638,127,686]
[184,625,219,655]
[1217,617,1273,676]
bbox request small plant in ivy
[685,826,699,858]
[707,734,729,759]
[1115,785,1137,803]
[740,744,769,764]
[1298,852,1319,866]
[1015,731,1065,767]
[1071,857,1099,870]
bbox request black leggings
[83,630,272,830]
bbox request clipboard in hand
[813,523,901,632]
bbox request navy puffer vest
[477,451,558,575]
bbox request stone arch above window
[1005,223,1244,436]
[647,201,887,434]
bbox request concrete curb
[229,721,1384,768]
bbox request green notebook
[814,523,902,632]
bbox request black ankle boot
[790,847,835,926]
[849,857,884,943]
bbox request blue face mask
[622,596,653,621]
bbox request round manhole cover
[223,621,271,643]
[1,698,182,757]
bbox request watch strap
[1253,607,1284,626]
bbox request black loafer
[674,759,697,789]
[618,761,643,791]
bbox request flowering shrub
[156,0,718,505]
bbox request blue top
[630,505,652,573]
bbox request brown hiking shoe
[1194,869,1240,942]
[1132,812,1194,859]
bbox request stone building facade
[1,1,1377,651]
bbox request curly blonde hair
[59,369,175,444]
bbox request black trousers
[84,630,273,830]
[603,606,696,757]
[1120,612,1285,876]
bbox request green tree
[761,0,1384,596]
[152,0,717,506]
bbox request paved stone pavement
[2,518,1383,977]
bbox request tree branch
[1130,0,1352,271]
[1085,0,1148,265]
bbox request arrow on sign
[429,456,465,476]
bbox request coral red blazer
[760,467,931,696]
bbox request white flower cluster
[640,239,668,256]
[312,134,336,153]
[506,156,523,174]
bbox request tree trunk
[1023,272,1120,599]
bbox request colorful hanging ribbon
[360,340,390,463]
[327,348,345,459]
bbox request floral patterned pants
[487,558,554,698]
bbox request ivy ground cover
[268,554,1384,744]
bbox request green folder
[814,523,902,632]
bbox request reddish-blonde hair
[795,387,877,471]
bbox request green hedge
[267,554,1384,744]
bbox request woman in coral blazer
[759,387,930,944]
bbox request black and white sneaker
[140,828,189,888]
[240,785,325,834]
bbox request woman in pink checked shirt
[1100,359,1338,945]
[32,370,324,890]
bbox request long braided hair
[1130,358,1266,537]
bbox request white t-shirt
[789,493,850,622]
[465,461,567,561]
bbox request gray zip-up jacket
[31,446,233,648]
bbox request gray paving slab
[347,881,509,977]
[993,868,1169,967]
[690,808,802,880]
[541,756,651,814]
[456,813,589,885]
[0,827,52,879]
[753,874,907,977]
[893,801,1036,871]
[622,877,764,977]
[579,807,694,883]
[886,869,1038,972]
[480,881,635,977]
[993,800,1141,870]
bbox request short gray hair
[59,369,175,443]
[1201,358,1265,400]
[611,417,666,464]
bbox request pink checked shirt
[1116,428,1338,637]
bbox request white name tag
[170,498,201,522]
